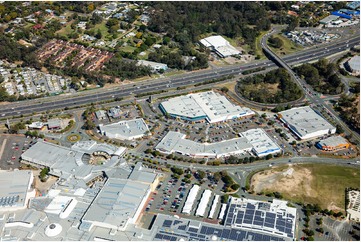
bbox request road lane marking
[0,138,7,161]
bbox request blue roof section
[339,9,360,15]
[331,11,352,19]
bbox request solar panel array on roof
[0,195,20,207]
[162,220,172,228]
[226,198,297,239]
[155,216,287,241]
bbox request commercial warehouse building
[160,91,255,123]
[278,106,336,140]
[316,135,350,151]
[21,140,126,180]
[224,197,297,240]
[200,35,241,58]
[137,60,168,72]
[156,128,280,158]
[99,118,150,140]
[0,160,161,241]
[150,197,297,241]
[241,128,281,157]
[320,15,340,24]
[0,170,35,212]
[156,131,252,158]
[80,178,151,231]
[345,55,360,74]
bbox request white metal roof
[241,128,281,157]
[182,185,200,214]
[161,91,254,123]
[155,131,253,158]
[200,35,241,57]
[195,190,212,217]
[279,106,335,139]
[208,195,219,219]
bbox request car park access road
[0,35,359,119]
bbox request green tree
[231,183,240,190]
[221,86,229,93]
[95,29,102,39]
[197,170,206,179]
[221,194,229,203]
[268,35,283,48]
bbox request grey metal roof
[128,162,157,184]
[99,118,149,140]
[0,170,33,209]
[320,14,339,23]
[347,55,360,72]
[21,140,124,179]
[81,178,150,230]
[279,106,335,139]
[318,135,349,147]
[155,131,253,157]
[47,118,62,128]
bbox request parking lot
[313,216,359,241]
[141,171,226,224]
[0,134,34,170]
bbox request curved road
[0,35,359,119]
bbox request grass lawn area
[92,21,110,39]
[254,30,268,59]
[120,45,136,53]
[164,70,186,77]
[216,81,237,93]
[251,164,360,210]
[56,21,75,37]
[269,34,303,56]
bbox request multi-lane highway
[0,35,359,119]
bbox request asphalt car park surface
[144,172,226,223]
[0,135,33,169]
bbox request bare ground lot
[251,164,360,210]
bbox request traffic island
[66,134,81,143]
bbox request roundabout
[66,134,81,143]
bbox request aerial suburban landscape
[0,1,360,241]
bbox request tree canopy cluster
[0,35,41,69]
[237,68,303,103]
[148,48,208,71]
[294,58,344,95]
[335,94,360,131]
[103,58,152,80]
[268,35,283,49]
[146,2,271,51]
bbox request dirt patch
[328,202,343,211]
[32,170,58,196]
[252,165,317,198]
[250,164,360,210]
